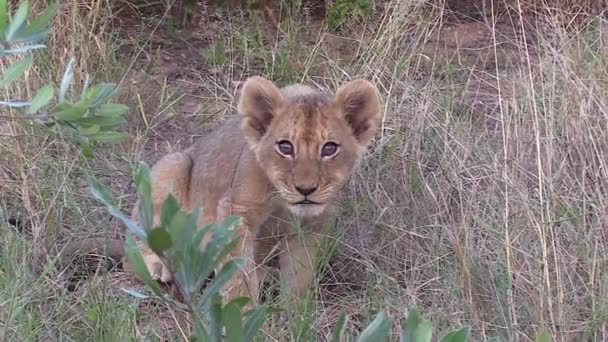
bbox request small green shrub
[207,41,227,68]
[326,0,373,30]
[0,0,129,151]
[88,162,270,341]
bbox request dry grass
[1,0,607,341]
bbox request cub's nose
[295,186,317,196]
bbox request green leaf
[535,330,552,342]
[87,175,146,239]
[0,100,29,107]
[439,327,470,342]
[85,131,129,143]
[5,0,29,41]
[59,58,74,102]
[220,215,241,230]
[243,306,267,342]
[76,115,126,129]
[403,307,421,342]
[1,43,44,54]
[414,321,433,342]
[86,174,114,204]
[80,124,100,135]
[0,0,8,36]
[208,294,224,342]
[12,29,46,43]
[167,210,207,292]
[80,74,90,101]
[223,301,244,342]
[27,84,54,114]
[330,312,348,342]
[134,162,154,231]
[357,311,392,342]
[165,207,199,253]
[17,1,57,39]
[226,296,251,310]
[125,234,163,296]
[160,193,180,229]
[487,337,500,342]
[402,308,432,342]
[0,56,32,88]
[201,258,245,310]
[52,102,87,121]
[194,216,242,286]
[83,83,115,107]
[97,103,129,117]
[147,226,172,255]
[192,310,210,341]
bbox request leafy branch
[0,0,129,148]
[87,162,269,341]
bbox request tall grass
[328,2,608,340]
[1,0,607,340]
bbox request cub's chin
[286,203,327,218]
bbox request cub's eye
[321,142,339,157]
[277,140,294,156]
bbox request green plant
[326,0,373,30]
[329,307,472,342]
[87,162,269,341]
[0,0,129,149]
[207,41,227,68]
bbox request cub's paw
[142,250,173,283]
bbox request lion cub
[135,76,381,303]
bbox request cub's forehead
[276,95,340,142]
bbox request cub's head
[238,76,381,217]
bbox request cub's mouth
[294,199,321,205]
[286,201,327,217]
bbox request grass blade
[330,312,348,342]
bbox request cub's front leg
[216,197,272,305]
[278,215,336,301]
[279,231,324,300]
[130,152,193,282]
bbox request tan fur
[132,76,382,304]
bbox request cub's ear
[335,79,381,146]
[238,76,284,144]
